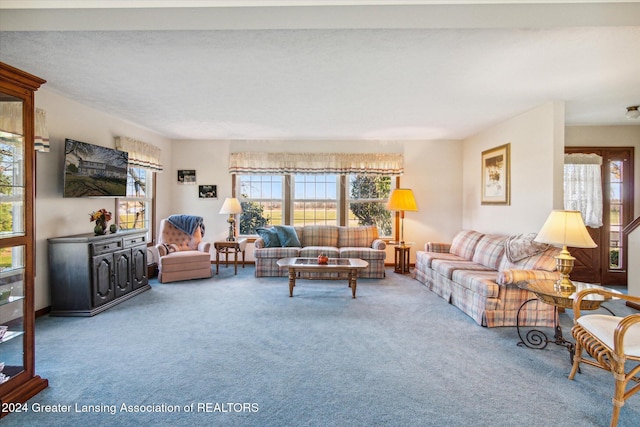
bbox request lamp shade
[219,197,243,215]
[534,210,596,248]
[386,188,418,212]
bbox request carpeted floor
[3,266,638,426]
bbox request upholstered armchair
[568,288,640,427]
[156,216,212,283]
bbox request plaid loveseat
[414,230,561,328]
[254,225,386,278]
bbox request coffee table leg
[350,270,357,298]
[288,268,296,297]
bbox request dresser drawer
[123,234,147,248]
[91,239,123,255]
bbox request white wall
[168,139,464,264]
[461,101,565,234]
[34,88,172,311]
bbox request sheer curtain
[564,153,603,227]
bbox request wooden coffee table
[276,257,369,298]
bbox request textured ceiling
[1,2,639,140]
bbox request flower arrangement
[90,209,112,235]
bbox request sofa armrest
[425,242,451,253]
[371,239,386,250]
[156,243,179,257]
[254,237,265,249]
[497,269,561,285]
[156,244,168,257]
[198,241,211,253]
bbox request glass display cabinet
[0,62,48,416]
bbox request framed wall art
[198,185,217,199]
[481,143,510,205]
[177,169,196,184]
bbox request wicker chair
[568,288,640,427]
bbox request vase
[110,224,118,233]
[94,222,107,235]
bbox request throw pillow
[274,225,302,247]
[256,227,281,248]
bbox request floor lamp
[219,197,243,242]
[386,188,418,246]
[534,210,597,294]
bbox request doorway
[565,147,634,286]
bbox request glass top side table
[516,279,619,364]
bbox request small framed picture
[199,185,217,199]
[481,143,510,205]
[177,169,196,184]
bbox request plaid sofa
[254,225,386,278]
[414,230,561,328]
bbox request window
[117,166,153,239]
[236,173,393,237]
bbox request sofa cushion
[339,247,386,260]
[159,250,211,269]
[337,225,378,248]
[450,230,484,260]
[472,234,508,270]
[432,259,493,280]
[253,247,301,259]
[255,227,281,248]
[274,225,302,247]
[416,251,466,269]
[302,225,338,247]
[300,246,340,258]
[451,269,500,298]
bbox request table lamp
[219,197,243,241]
[534,210,597,294]
[386,188,418,246]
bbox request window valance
[0,103,49,152]
[0,102,21,135]
[228,152,404,176]
[564,153,603,165]
[34,108,49,152]
[564,153,603,228]
[115,136,163,172]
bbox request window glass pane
[0,130,25,237]
[608,160,623,270]
[293,175,337,226]
[348,175,392,236]
[238,175,283,234]
[0,244,26,373]
[117,167,151,234]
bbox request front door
[565,147,634,286]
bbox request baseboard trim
[35,306,51,318]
